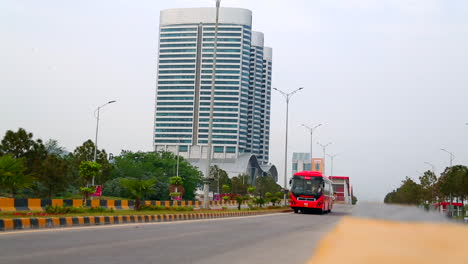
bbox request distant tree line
[384,165,468,214]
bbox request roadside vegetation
[0,128,284,208]
[384,166,468,216]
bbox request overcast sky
[1,0,467,201]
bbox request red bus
[289,171,334,214]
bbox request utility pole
[317,142,332,176]
[93,100,116,186]
[273,87,304,206]
[301,124,322,161]
[203,0,221,209]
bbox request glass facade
[154,9,272,164]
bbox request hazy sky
[1,0,467,201]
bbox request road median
[0,209,290,232]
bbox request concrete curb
[0,210,288,232]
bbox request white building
[154,7,275,182]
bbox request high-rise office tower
[154,7,273,167]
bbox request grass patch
[0,208,288,219]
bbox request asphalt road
[0,204,352,264]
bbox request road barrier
[0,198,237,212]
[0,211,275,232]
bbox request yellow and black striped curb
[0,198,243,212]
[307,216,468,264]
[0,211,284,232]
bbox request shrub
[221,206,228,210]
[222,195,230,202]
[45,205,85,214]
[270,197,279,206]
[87,206,114,213]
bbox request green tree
[0,155,35,197]
[106,151,202,200]
[231,174,250,195]
[0,128,47,178]
[120,178,157,210]
[352,195,358,205]
[255,175,281,198]
[44,139,67,156]
[209,165,231,194]
[36,154,70,199]
[0,128,37,159]
[438,165,468,216]
[384,177,422,205]
[222,184,230,194]
[170,176,184,186]
[419,170,437,204]
[71,140,112,185]
[79,161,102,186]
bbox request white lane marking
[0,212,289,236]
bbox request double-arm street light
[204,0,221,209]
[273,87,304,206]
[93,100,116,186]
[317,142,332,176]
[301,124,322,161]
[440,148,455,167]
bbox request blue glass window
[157,96,193,100]
[159,59,196,64]
[160,49,197,53]
[158,75,195,79]
[157,102,193,105]
[226,147,236,153]
[159,65,195,68]
[178,145,188,152]
[160,43,197,47]
[203,32,242,37]
[155,118,193,122]
[160,33,197,37]
[155,139,192,143]
[160,38,197,43]
[161,28,197,32]
[203,38,241,42]
[157,91,194,95]
[158,81,194,85]
[214,146,224,153]
[159,54,196,58]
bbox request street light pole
[273,87,304,206]
[327,153,338,176]
[317,142,332,176]
[203,0,221,209]
[424,161,435,173]
[176,138,180,178]
[440,148,455,167]
[301,124,322,161]
[93,100,116,186]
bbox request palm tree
[120,178,157,210]
[0,154,34,198]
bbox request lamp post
[301,124,322,161]
[440,148,455,167]
[176,138,181,178]
[93,100,116,186]
[424,161,435,173]
[317,142,332,176]
[327,153,338,176]
[273,87,304,206]
[203,0,221,209]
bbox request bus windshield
[291,176,323,197]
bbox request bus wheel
[293,208,299,214]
